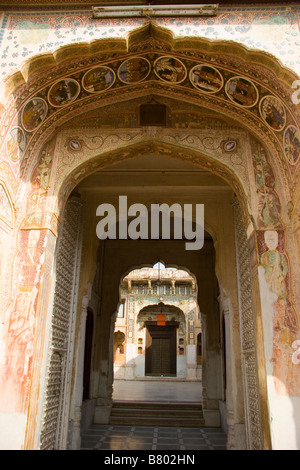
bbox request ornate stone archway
[0,21,299,450]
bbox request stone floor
[81,380,227,450]
[81,424,227,450]
[112,378,203,402]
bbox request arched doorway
[1,22,298,451]
[113,263,201,381]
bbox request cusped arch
[55,139,252,227]
[137,302,186,324]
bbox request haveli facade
[0,0,299,451]
[113,264,202,380]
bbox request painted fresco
[6,126,25,162]
[225,76,258,108]
[118,57,151,84]
[21,97,48,132]
[0,8,299,432]
[0,183,13,227]
[82,66,115,93]
[154,56,187,83]
[258,230,300,396]
[252,142,282,229]
[1,44,295,178]
[24,142,54,229]
[4,228,47,412]
[48,78,80,107]
[0,6,299,81]
[189,64,223,93]
[284,126,300,165]
[259,95,286,132]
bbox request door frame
[145,321,178,377]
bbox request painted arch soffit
[1,22,299,197]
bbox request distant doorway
[145,323,177,376]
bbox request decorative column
[94,313,115,423]
[233,199,263,450]
[67,289,90,449]
[38,195,84,450]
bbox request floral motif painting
[283,125,300,165]
[21,97,48,132]
[154,56,187,83]
[48,78,80,107]
[259,95,286,132]
[82,66,115,93]
[190,64,223,93]
[118,57,151,84]
[225,76,258,108]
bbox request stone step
[111,407,203,418]
[109,400,205,427]
[109,415,206,427]
[112,400,202,410]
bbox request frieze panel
[53,128,250,198]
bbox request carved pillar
[94,313,114,424]
[233,199,266,450]
[38,195,84,450]
[221,299,235,448]
[67,289,90,450]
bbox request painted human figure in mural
[261,230,288,301]
[4,229,44,410]
[252,146,282,228]
[260,230,299,395]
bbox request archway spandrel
[53,138,252,227]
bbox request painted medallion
[283,125,300,165]
[190,64,223,93]
[22,97,48,133]
[48,78,80,107]
[118,57,151,84]
[259,95,286,132]
[82,66,115,93]
[225,76,258,108]
[154,56,187,83]
[69,139,83,152]
[6,126,25,162]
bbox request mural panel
[225,76,258,108]
[258,230,300,396]
[189,64,223,93]
[21,97,48,132]
[6,127,25,163]
[154,56,187,83]
[283,125,300,165]
[82,66,115,93]
[259,95,286,132]
[118,57,151,84]
[48,78,80,107]
[252,141,282,229]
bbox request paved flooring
[81,424,227,450]
[81,380,227,451]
